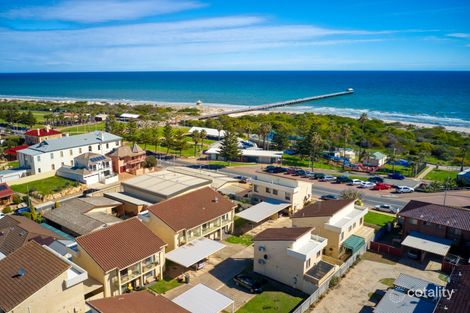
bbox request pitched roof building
[24,127,62,145]
[254,227,314,241]
[108,143,146,175]
[291,199,355,218]
[434,265,470,313]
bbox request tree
[22,111,37,128]
[216,122,223,140]
[126,120,138,143]
[162,123,174,153]
[258,123,272,150]
[144,156,157,168]
[460,142,469,171]
[200,129,207,151]
[272,127,290,151]
[340,124,351,170]
[219,130,241,162]
[172,129,187,156]
[340,188,364,203]
[358,113,368,132]
[139,128,153,150]
[192,130,201,156]
[308,132,323,171]
[151,126,160,153]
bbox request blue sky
[0,0,469,72]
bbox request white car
[349,179,364,186]
[396,186,414,193]
[359,181,376,189]
[375,204,399,214]
[319,175,336,182]
[0,212,4,219]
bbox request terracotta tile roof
[147,187,235,231]
[434,265,470,313]
[291,199,354,218]
[0,183,13,199]
[75,218,166,272]
[4,144,29,155]
[254,227,313,241]
[87,291,190,313]
[399,200,470,232]
[108,143,145,158]
[24,128,62,137]
[0,241,70,312]
[0,215,63,256]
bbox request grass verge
[364,211,395,228]
[225,234,253,246]
[236,291,304,313]
[11,176,77,195]
[147,276,183,294]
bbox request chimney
[45,125,50,132]
[36,129,40,136]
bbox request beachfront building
[73,218,166,297]
[57,152,118,185]
[250,173,313,211]
[363,152,388,167]
[0,241,88,313]
[108,143,146,175]
[253,227,336,294]
[17,131,122,175]
[291,200,373,260]
[188,126,225,139]
[24,126,63,145]
[118,113,140,121]
[0,183,13,205]
[204,139,282,164]
[323,148,357,162]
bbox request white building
[205,140,282,164]
[188,127,225,139]
[18,132,122,175]
[57,153,118,185]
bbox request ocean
[0,71,469,128]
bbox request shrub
[329,276,340,288]
[144,156,157,168]
[12,194,21,205]
[2,206,11,214]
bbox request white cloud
[1,0,204,23]
[447,33,470,38]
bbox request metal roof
[374,289,436,313]
[343,235,366,254]
[165,238,225,268]
[104,192,152,206]
[401,231,452,256]
[236,200,290,223]
[188,127,225,138]
[172,283,234,313]
[394,273,442,293]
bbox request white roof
[236,200,290,223]
[189,127,225,138]
[401,231,452,256]
[104,192,152,206]
[166,238,225,268]
[120,113,140,118]
[172,283,234,313]
[205,148,283,158]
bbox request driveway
[310,253,445,313]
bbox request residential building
[0,183,13,204]
[0,169,28,183]
[57,152,118,185]
[43,197,123,237]
[73,218,166,297]
[323,148,357,162]
[0,215,62,256]
[87,291,190,313]
[119,113,140,121]
[0,241,87,313]
[457,168,470,186]
[121,170,211,203]
[434,265,470,313]
[24,127,63,145]
[108,143,146,175]
[364,152,388,167]
[3,144,29,161]
[253,227,335,294]
[18,131,122,175]
[398,200,470,259]
[251,173,313,211]
[205,145,283,164]
[144,187,235,251]
[291,200,373,260]
[188,126,225,139]
[94,114,108,122]
[104,192,152,217]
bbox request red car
[372,183,393,190]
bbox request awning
[166,238,225,268]
[236,200,290,223]
[343,235,365,254]
[172,283,234,313]
[401,231,452,256]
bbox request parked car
[233,274,262,293]
[302,170,315,178]
[234,176,248,183]
[286,167,300,175]
[407,249,420,260]
[295,169,308,176]
[388,172,405,180]
[0,213,4,219]
[368,176,384,183]
[314,173,326,179]
[14,207,31,215]
[265,165,276,172]
[320,194,338,200]
[349,179,364,186]
[396,186,414,193]
[372,183,393,190]
[336,176,353,184]
[375,204,399,214]
[319,175,336,182]
[359,181,376,189]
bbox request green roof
[343,235,365,254]
[372,152,387,160]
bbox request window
[353,222,356,229]
[88,145,92,152]
[340,232,344,241]
[253,185,258,192]
[273,189,278,195]
[423,221,432,226]
[408,218,418,225]
[305,258,311,269]
[61,162,64,166]
[50,153,54,159]
[285,193,291,201]
[71,160,74,166]
[348,225,352,232]
[202,223,208,231]
[449,228,462,235]
[266,187,271,194]
[79,147,82,154]
[115,141,120,146]
[98,144,101,150]
[38,168,41,173]
[60,151,64,157]
[106,143,109,149]
[51,164,55,170]
[69,149,73,156]
[360,217,363,225]
[316,251,321,258]
[37,155,41,161]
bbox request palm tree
[340,125,351,170]
[258,123,272,150]
[216,122,223,140]
[309,132,322,171]
[200,129,207,151]
[192,130,201,156]
[460,143,469,171]
[358,113,368,132]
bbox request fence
[291,244,366,313]
[369,241,402,257]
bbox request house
[457,168,470,186]
[253,227,336,294]
[144,187,235,251]
[323,148,357,162]
[0,183,13,204]
[434,265,470,313]
[119,113,140,121]
[398,200,470,260]
[24,126,62,145]
[18,131,122,175]
[108,143,146,175]
[104,192,152,217]
[3,144,29,161]
[94,114,108,122]
[57,152,118,185]
[42,197,123,237]
[0,215,63,256]
[188,126,225,139]
[121,170,211,203]
[73,218,166,297]
[87,291,190,313]
[364,152,388,167]
[0,241,87,313]
[250,173,313,211]
[205,145,283,164]
[291,200,373,260]
[0,169,28,183]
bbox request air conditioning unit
[258,259,266,265]
[258,246,266,252]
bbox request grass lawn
[281,154,339,170]
[147,276,183,294]
[208,161,255,167]
[424,169,459,182]
[11,176,77,195]
[364,211,395,228]
[376,164,412,177]
[59,122,106,135]
[225,234,253,246]
[379,278,395,287]
[236,291,304,313]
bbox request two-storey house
[57,152,118,185]
[24,126,63,145]
[108,143,146,175]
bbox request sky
[0,0,469,72]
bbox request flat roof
[172,283,234,313]
[328,207,366,228]
[167,166,237,189]
[401,231,452,256]
[236,200,290,223]
[104,192,152,206]
[189,126,225,138]
[165,238,225,268]
[374,289,436,313]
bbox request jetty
[196,88,354,120]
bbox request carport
[401,231,452,262]
[172,283,234,313]
[236,200,290,223]
[166,237,225,268]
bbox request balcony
[142,261,159,273]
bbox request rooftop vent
[14,267,26,278]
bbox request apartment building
[251,173,313,212]
[18,131,122,175]
[253,227,336,294]
[291,199,372,260]
[73,218,166,297]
